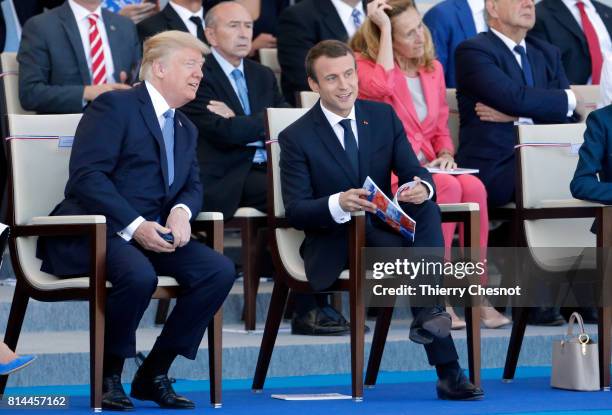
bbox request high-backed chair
[446,88,459,151]
[0,114,225,410]
[502,123,612,390]
[297,91,319,108]
[252,107,368,400]
[571,84,600,121]
[0,53,32,120]
[259,48,281,87]
[252,108,482,399]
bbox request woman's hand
[426,153,457,170]
[367,0,392,30]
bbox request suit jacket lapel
[486,31,525,84]
[456,0,477,38]
[316,0,349,40]
[526,44,546,87]
[58,2,90,84]
[418,69,436,127]
[102,9,122,82]
[163,4,190,32]
[594,1,612,37]
[548,0,587,48]
[312,104,359,187]
[138,84,170,189]
[208,55,246,115]
[244,60,260,113]
[355,101,371,184]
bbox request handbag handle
[566,312,589,343]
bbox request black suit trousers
[366,199,458,366]
[103,236,235,359]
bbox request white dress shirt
[117,81,192,242]
[561,0,612,85]
[330,0,365,38]
[489,28,576,124]
[598,54,612,108]
[319,102,434,224]
[68,0,116,84]
[168,0,205,38]
[466,0,487,34]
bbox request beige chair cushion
[446,88,459,151]
[517,123,597,270]
[266,108,309,217]
[259,48,280,87]
[1,52,33,115]
[571,84,600,121]
[298,91,319,108]
[234,207,266,218]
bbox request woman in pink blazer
[351,0,509,329]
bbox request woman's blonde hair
[350,0,436,72]
[139,30,209,81]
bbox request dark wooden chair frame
[252,112,482,399]
[0,137,225,410]
[501,126,612,390]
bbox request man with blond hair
[36,30,235,411]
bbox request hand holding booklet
[362,176,416,241]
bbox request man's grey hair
[139,30,209,81]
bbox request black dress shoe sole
[291,327,350,336]
[130,391,195,409]
[437,391,484,401]
[101,401,135,411]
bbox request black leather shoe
[436,371,484,401]
[528,307,565,326]
[409,307,451,345]
[321,305,371,333]
[130,373,195,409]
[102,375,134,411]
[292,308,350,335]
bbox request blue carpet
[3,368,611,414]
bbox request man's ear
[204,27,216,47]
[307,76,319,93]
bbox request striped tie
[88,14,107,85]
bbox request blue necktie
[351,9,362,28]
[339,119,359,178]
[162,109,175,186]
[231,68,267,163]
[514,45,534,87]
[1,0,20,52]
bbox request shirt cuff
[515,117,534,125]
[565,89,577,116]
[394,180,433,201]
[171,204,192,220]
[329,192,351,224]
[421,180,434,200]
[117,216,145,242]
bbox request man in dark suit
[455,0,577,326]
[530,0,612,85]
[423,0,484,88]
[182,1,286,220]
[0,0,64,52]
[36,31,235,411]
[571,104,612,202]
[138,0,206,44]
[455,0,577,208]
[277,0,366,105]
[17,0,140,114]
[280,39,483,400]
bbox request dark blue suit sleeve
[570,110,612,204]
[423,7,451,77]
[279,128,338,230]
[65,93,142,228]
[18,17,85,113]
[455,41,569,122]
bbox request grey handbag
[551,312,599,391]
